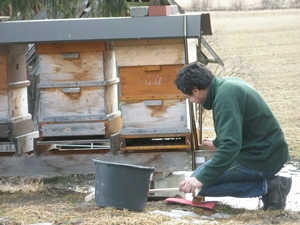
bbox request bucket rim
[93,159,156,171]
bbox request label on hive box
[195,157,206,164]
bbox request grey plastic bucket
[93,159,155,211]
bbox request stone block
[170,5,178,15]
[149,6,172,16]
[130,6,149,17]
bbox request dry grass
[0,176,45,193]
[1,176,300,225]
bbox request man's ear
[192,88,199,95]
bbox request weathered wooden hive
[114,39,190,152]
[0,44,38,155]
[35,42,121,146]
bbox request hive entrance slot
[120,134,191,152]
[126,137,186,147]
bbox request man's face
[186,88,208,105]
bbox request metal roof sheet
[0,14,211,44]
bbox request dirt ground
[1,9,300,225]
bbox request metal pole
[184,14,198,170]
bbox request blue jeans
[191,160,282,198]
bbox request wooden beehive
[0,45,34,142]
[115,39,191,152]
[35,42,121,141]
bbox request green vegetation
[0,0,129,20]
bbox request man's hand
[179,177,203,196]
[201,138,216,150]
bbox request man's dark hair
[174,62,215,95]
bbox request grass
[0,175,300,225]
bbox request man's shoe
[262,176,292,210]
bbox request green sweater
[196,76,289,186]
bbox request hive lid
[0,14,211,45]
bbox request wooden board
[0,151,193,176]
[0,87,31,123]
[7,44,28,55]
[115,38,198,66]
[38,113,121,138]
[115,44,185,67]
[121,99,187,130]
[40,122,106,137]
[12,119,34,137]
[5,54,27,83]
[104,82,119,115]
[0,90,8,119]
[35,42,105,54]
[114,39,184,47]
[0,45,28,55]
[0,46,28,87]
[0,119,34,141]
[119,65,184,100]
[40,84,117,122]
[8,87,30,121]
[0,85,32,124]
[39,52,105,83]
[105,114,122,136]
[103,50,117,81]
[14,131,39,155]
[0,55,8,85]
